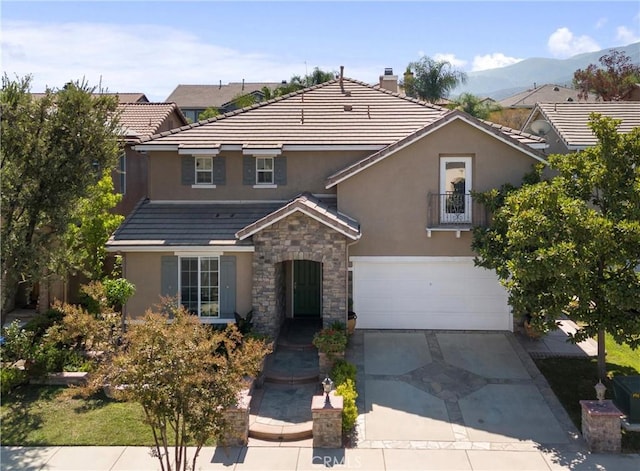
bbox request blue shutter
[243,156,255,185]
[213,156,226,185]
[161,256,178,298]
[181,156,195,185]
[274,156,287,185]
[219,256,236,319]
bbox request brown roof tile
[117,103,188,142]
[166,83,283,108]
[499,84,598,108]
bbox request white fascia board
[243,149,282,156]
[349,256,476,263]
[178,148,220,156]
[284,145,384,152]
[133,144,179,152]
[107,244,255,253]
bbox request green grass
[534,336,640,453]
[0,385,155,446]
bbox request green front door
[293,260,321,317]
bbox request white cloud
[0,20,311,101]
[433,53,467,68]
[616,26,640,45]
[595,17,607,29]
[547,27,600,58]
[471,53,523,71]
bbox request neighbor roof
[117,103,188,143]
[166,83,283,109]
[31,92,149,103]
[499,84,597,108]
[523,102,640,150]
[138,78,452,150]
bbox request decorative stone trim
[312,392,343,448]
[580,400,622,453]
[221,386,253,447]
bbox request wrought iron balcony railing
[426,192,489,229]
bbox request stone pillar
[221,388,252,447]
[580,400,622,453]
[312,392,343,448]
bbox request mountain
[452,42,640,100]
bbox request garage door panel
[352,258,510,331]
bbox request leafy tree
[1,74,121,321]
[272,67,336,96]
[402,57,467,103]
[83,304,272,471]
[230,93,257,109]
[473,115,640,379]
[198,107,220,120]
[451,93,501,119]
[55,171,124,281]
[573,50,640,101]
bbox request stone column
[221,388,252,447]
[580,400,622,453]
[312,392,343,448]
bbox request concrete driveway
[346,330,584,453]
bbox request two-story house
[107,73,547,338]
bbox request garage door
[351,257,511,331]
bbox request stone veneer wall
[251,212,349,338]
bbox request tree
[451,93,501,119]
[272,67,336,96]
[1,75,121,320]
[473,115,640,379]
[84,304,271,471]
[573,50,640,101]
[198,106,220,120]
[402,57,467,103]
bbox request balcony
[426,192,489,237]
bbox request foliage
[451,93,501,120]
[82,305,271,471]
[198,107,220,120]
[573,50,640,101]
[0,74,121,319]
[312,322,348,356]
[331,358,357,386]
[0,367,28,395]
[102,277,136,310]
[23,308,64,340]
[234,310,253,335]
[57,172,124,280]
[473,115,640,379]
[330,359,358,434]
[1,320,37,364]
[402,57,467,103]
[271,67,336,97]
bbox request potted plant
[347,298,357,335]
[313,322,348,375]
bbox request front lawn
[534,335,640,453]
[0,385,154,446]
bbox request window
[256,157,274,184]
[195,157,213,184]
[440,156,472,224]
[180,257,219,317]
[118,153,126,194]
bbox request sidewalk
[3,445,640,470]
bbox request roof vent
[384,68,393,76]
[567,97,574,102]
[344,104,353,112]
[553,86,560,91]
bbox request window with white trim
[180,256,219,317]
[118,153,126,194]
[256,157,274,184]
[439,156,472,224]
[195,156,213,184]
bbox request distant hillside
[452,42,640,100]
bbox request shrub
[24,308,64,340]
[1,321,36,363]
[0,367,28,395]
[313,324,348,356]
[103,277,136,309]
[331,359,356,386]
[336,379,358,433]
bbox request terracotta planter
[347,311,357,335]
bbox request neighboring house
[166,82,284,122]
[522,102,640,155]
[498,84,597,109]
[108,75,546,338]
[114,102,188,215]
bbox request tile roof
[236,193,360,241]
[326,110,547,188]
[499,84,598,108]
[108,200,289,247]
[117,103,188,143]
[139,78,452,149]
[166,83,283,108]
[523,102,640,149]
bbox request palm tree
[403,57,467,103]
[452,93,501,119]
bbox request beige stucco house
[107,74,547,338]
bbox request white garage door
[351,257,511,331]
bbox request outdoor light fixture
[322,376,334,407]
[595,380,606,402]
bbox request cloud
[0,20,311,101]
[547,27,600,58]
[433,53,468,68]
[471,53,523,71]
[595,17,607,29]
[616,26,640,45]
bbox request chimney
[379,67,398,93]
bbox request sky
[2,0,639,101]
